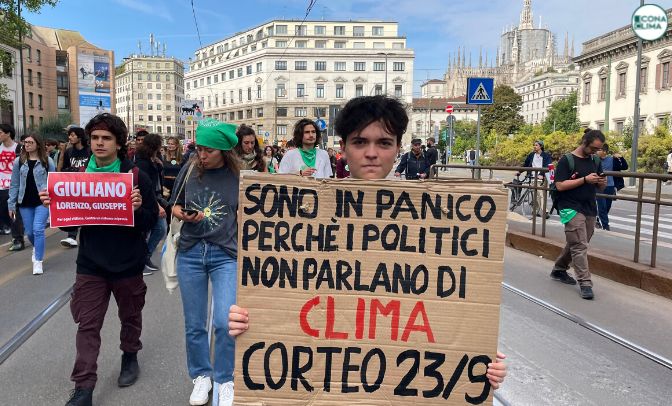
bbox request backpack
[549,153,601,213]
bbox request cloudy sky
[26,0,651,95]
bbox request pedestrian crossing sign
[466,77,494,105]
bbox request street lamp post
[377,52,392,95]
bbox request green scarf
[559,208,578,224]
[86,157,121,173]
[298,147,317,168]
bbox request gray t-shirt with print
[171,164,239,257]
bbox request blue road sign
[315,119,327,131]
[466,77,495,105]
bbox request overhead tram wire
[190,0,203,48]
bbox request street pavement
[1,230,671,405]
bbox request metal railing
[430,164,672,268]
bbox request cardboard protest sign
[235,174,507,405]
[48,172,134,227]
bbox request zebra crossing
[605,214,672,244]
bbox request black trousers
[0,189,24,239]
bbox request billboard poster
[78,52,111,127]
[180,99,203,121]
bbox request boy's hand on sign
[487,351,507,389]
[131,188,142,211]
[300,167,316,177]
[228,304,249,337]
[39,189,50,207]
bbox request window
[256,107,264,117]
[393,42,404,49]
[336,84,344,98]
[373,26,384,36]
[156,94,162,100]
[229,112,235,121]
[37,72,42,87]
[167,126,172,134]
[314,107,326,117]
[583,80,591,103]
[138,115,144,121]
[229,70,234,79]
[295,40,307,48]
[148,115,154,121]
[374,62,385,71]
[276,83,286,97]
[207,76,211,85]
[335,61,346,71]
[237,111,244,120]
[315,61,326,71]
[618,72,627,97]
[248,87,252,101]
[246,65,252,75]
[137,104,144,110]
[58,95,69,109]
[353,42,365,49]
[230,91,234,103]
[257,85,262,99]
[315,25,326,35]
[334,41,346,49]
[316,84,325,98]
[275,40,287,48]
[393,62,405,71]
[276,25,288,34]
[334,26,345,36]
[25,46,31,62]
[28,92,33,108]
[353,26,365,37]
[277,125,287,136]
[355,84,364,97]
[616,121,624,135]
[373,42,385,49]
[186,82,190,90]
[295,25,307,36]
[354,62,366,71]
[295,107,307,117]
[315,40,327,49]
[27,69,33,85]
[663,62,670,89]
[275,61,287,70]
[395,85,403,98]
[640,66,648,93]
[256,62,262,72]
[599,77,607,100]
[297,83,305,97]
[38,95,43,110]
[277,107,288,117]
[246,109,252,119]
[295,61,307,70]
[36,49,41,64]
[237,68,243,77]
[148,94,154,100]
[239,89,243,102]
[374,85,383,96]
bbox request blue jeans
[146,217,167,259]
[177,241,237,384]
[19,206,49,261]
[596,186,616,230]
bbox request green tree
[481,84,525,137]
[451,119,477,157]
[36,112,71,142]
[542,91,580,134]
[0,1,59,104]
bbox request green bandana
[196,118,238,151]
[86,156,121,173]
[559,208,578,224]
[299,147,317,168]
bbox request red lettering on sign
[369,299,400,341]
[401,301,435,343]
[299,296,320,338]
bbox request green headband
[196,118,238,151]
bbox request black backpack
[550,153,601,213]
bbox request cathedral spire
[457,47,461,68]
[461,47,466,68]
[563,32,569,59]
[570,35,575,58]
[519,0,533,30]
[479,46,483,68]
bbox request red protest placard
[48,172,134,227]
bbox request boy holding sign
[41,113,158,406]
[229,96,507,400]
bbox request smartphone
[181,208,198,216]
[598,173,606,177]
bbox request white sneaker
[33,260,43,275]
[189,376,212,405]
[60,237,78,248]
[218,381,234,406]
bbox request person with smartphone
[169,119,240,406]
[550,130,607,300]
[595,143,628,231]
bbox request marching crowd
[25,95,646,405]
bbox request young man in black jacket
[394,138,430,180]
[41,114,158,406]
[60,126,91,248]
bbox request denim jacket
[8,156,55,211]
